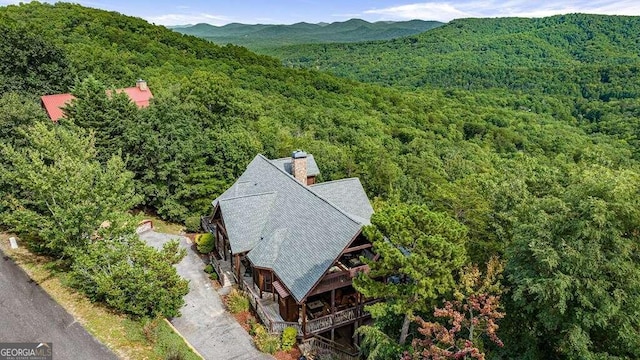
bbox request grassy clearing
[142,214,185,235]
[0,233,201,360]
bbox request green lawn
[141,214,185,235]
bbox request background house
[40,79,153,122]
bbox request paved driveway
[140,231,272,360]
[0,251,117,360]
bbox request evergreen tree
[354,203,468,346]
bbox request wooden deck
[302,336,360,360]
[242,277,304,335]
[243,276,282,321]
[210,255,374,338]
[210,254,234,288]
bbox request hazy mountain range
[170,18,443,50]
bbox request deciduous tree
[406,258,505,360]
[505,165,640,359]
[0,122,141,257]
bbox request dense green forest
[269,14,640,93]
[1,3,639,359]
[172,19,443,51]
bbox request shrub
[68,236,189,318]
[204,264,214,274]
[196,233,214,254]
[247,317,257,332]
[252,322,281,354]
[256,333,281,354]
[184,216,201,233]
[209,272,218,281]
[227,289,250,314]
[251,323,267,338]
[281,327,298,351]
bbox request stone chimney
[291,150,307,184]
[136,79,148,91]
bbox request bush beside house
[184,216,201,233]
[195,233,214,254]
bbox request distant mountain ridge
[268,14,640,95]
[170,18,443,50]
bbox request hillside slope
[272,14,640,97]
[2,4,640,359]
[172,19,443,50]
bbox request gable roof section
[40,86,153,122]
[269,155,320,177]
[213,154,371,302]
[218,192,276,254]
[249,227,289,269]
[40,93,74,122]
[310,178,374,225]
[119,87,154,107]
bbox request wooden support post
[331,289,336,314]
[331,327,335,342]
[302,303,307,336]
[234,254,241,285]
[271,270,276,301]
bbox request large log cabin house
[202,151,376,354]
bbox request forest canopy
[0,3,639,359]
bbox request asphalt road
[0,250,118,360]
[141,231,273,360]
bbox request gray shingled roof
[212,154,372,303]
[310,178,374,225]
[218,192,276,254]
[250,228,289,269]
[269,155,320,177]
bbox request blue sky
[2,1,640,25]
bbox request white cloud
[145,13,230,26]
[331,13,363,18]
[363,1,640,22]
[364,2,471,22]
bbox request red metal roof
[40,85,153,122]
[40,93,75,122]
[120,87,153,108]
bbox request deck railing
[305,299,378,335]
[302,335,360,360]
[242,278,303,336]
[312,265,370,295]
[241,278,377,337]
[210,256,226,287]
[200,216,213,232]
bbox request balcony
[241,274,376,337]
[311,264,370,296]
[302,335,360,360]
[305,299,377,335]
[242,278,303,336]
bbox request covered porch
[241,271,304,335]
